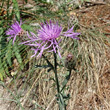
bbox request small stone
[24,3,33,9]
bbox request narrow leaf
[35,64,50,68]
[0,71,4,81]
[12,0,20,21]
[60,70,71,92]
[24,0,28,3]
[13,43,24,69]
[6,40,12,66]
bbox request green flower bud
[64,53,76,70]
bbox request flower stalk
[53,52,67,110]
[53,52,60,93]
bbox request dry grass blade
[21,69,43,108]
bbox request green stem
[42,54,60,93]
[42,54,54,70]
[53,52,60,93]
[42,53,67,110]
[54,52,64,110]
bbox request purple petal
[63,26,74,34]
[6,20,22,44]
[31,48,39,58]
[37,46,44,58]
[57,47,62,58]
[13,35,17,44]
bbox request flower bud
[64,53,76,70]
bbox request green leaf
[12,0,20,21]
[60,70,71,92]
[6,40,12,66]
[0,36,7,80]
[3,60,9,75]
[24,0,28,3]
[35,64,50,68]
[0,69,4,81]
[0,28,3,35]
[21,24,33,32]
[0,55,6,80]
[13,43,24,69]
[42,54,54,70]
[59,93,66,110]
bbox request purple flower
[21,20,80,58]
[6,20,22,44]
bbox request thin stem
[42,54,54,70]
[42,53,66,110]
[42,53,60,92]
[54,52,63,110]
[53,52,60,93]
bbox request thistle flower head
[38,20,62,40]
[6,20,22,44]
[21,20,80,58]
